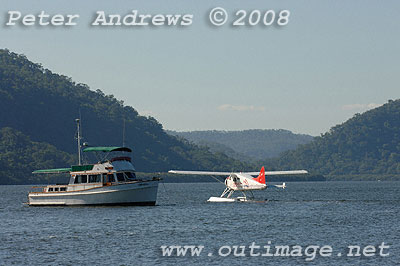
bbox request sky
[1,0,399,136]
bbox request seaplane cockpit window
[124,172,136,180]
[89,174,101,183]
[116,173,126,182]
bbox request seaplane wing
[168,170,308,176]
[168,167,308,202]
[168,170,236,175]
[246,170,308,176]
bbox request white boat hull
[28,181,159,206]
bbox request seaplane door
[225,174,241,190]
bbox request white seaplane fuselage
[225,173,267,191]
[207,173,267,202]
[28,158,159,206]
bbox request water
[0,182,399,265]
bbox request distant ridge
[271,99,400,178]
[167,129,314,161]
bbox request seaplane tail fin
[253,166,266,184]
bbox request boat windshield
[116,172,126,182]
[124,172,136,180]
[115,172,136,182]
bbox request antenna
[76,118,82,165]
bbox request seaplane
[168,167,308,202]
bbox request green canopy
[82,146,132,153]
[32,168,72,174]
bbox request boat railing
[30,186,47,193]
[29,178,160,193]
[30,183,103,193]
[65,183,103,191]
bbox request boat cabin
[33,146,141,193]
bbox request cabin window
[116,173,125,182]
[48,187,53,192]
[124,172,136,180]
[107,174,115,183]
[89,174,101,183]
[74,175,88,184]
[60,187,66,191]
[54,187,59,192]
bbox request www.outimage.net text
[160,242,390,261]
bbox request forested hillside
[270,99,400,177]
[0,127,75,184]
[0,49,249,184]
[1,49,398,183]
[168,129,314,160]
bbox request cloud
[341,103,382,111]
[218,104,265,112]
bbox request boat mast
[122,118,126,147]
[76,118,82,165]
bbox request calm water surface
[0,182,399,265]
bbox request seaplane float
[28,119,159,206]
[168,167,307,202]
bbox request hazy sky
[1,0,399,136]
